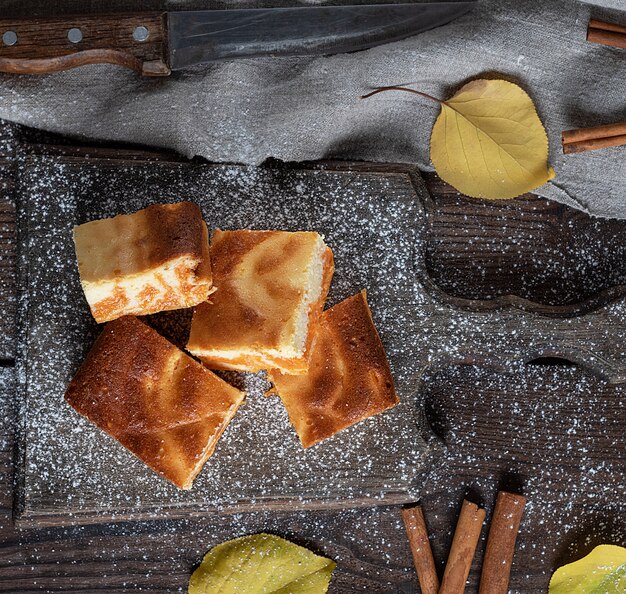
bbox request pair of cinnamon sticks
[562,121,626,155]
[561,19,626,155]
[587,18,626,51]
[402,491,526,594]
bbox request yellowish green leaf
[188,533,336,594]
[430,79,555,199]
[549,544,626,594]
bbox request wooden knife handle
[0,13,170,76]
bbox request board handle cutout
[425,306,626,385]
[526,357,577,367]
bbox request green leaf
[188,533,336,594]
[549,544,626,594]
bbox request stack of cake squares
[66,202,398,489]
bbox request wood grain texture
[0,124,624,592]
[7,132,626,326]
[0,363,624,592]
[15,154,435,526]
[11,152,626,526]
[423,177,626,314]
[0,122,15,361]
[0,13,169,75]
[420,363,626,593]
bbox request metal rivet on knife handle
[133,26,149,42]
[67,28,83,44]
[2,31,17,46]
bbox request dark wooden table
[0,120,624,593]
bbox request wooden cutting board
[14,149,626,528]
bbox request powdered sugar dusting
[3,359,624,591]
[6,154,624,592]
[0,123,16,360]
[16,156,435,522]
[420,362,626,590]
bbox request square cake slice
[73,202,213,323]
[64,316,244,489]
[268,290,398,448]
[186,230,334,374]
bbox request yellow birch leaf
[188,533,336,594]
[430,79,555,199]
[548,544,626,594]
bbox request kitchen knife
[0,2,476,76]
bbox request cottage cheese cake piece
[268,290,398,448]
[73,202,213,323]
[64,316,244,490]
[186,230,334,374]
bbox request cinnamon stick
[587,19,626,50]
[439,500,486,594]
[589,19,626,35]
[562,121,626,154]
[401,506,439,594]
[587,29,626,50]
[563,133,626,154]
[478,492,526,594]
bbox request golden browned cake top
[269,290,398,448]
[73,201,211,283]
[187,229,333,361]
[64,316,244,489]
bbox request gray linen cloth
[0,0,624,217]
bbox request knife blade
[0,2,475,76]
[168,2,477,70]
